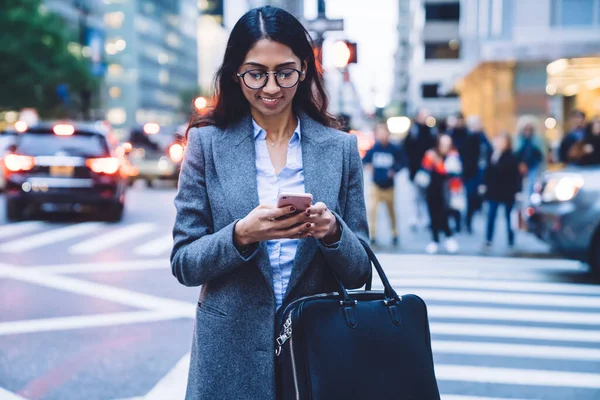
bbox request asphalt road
[0,183,599,400]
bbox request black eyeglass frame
[236,68,305,90]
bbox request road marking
[68,223,157,254]
[436,364,600,389]
[378,253,583,271]
[0,311,187,336]
[0,221,45,240]
[0,264,195,314]
[0,388,29,400]
[133,234,173,257]
[376,277,600,295]
[428,305,600,325]
[442,396,535,400]
[144,353,190,400]
[431,322,600,343]
[432,340,600,361]
[30,259,169,274]
[0,223,105,253]
[382,268,549,281]
[397,288,600,309]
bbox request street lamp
[194,96,208,110]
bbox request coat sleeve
[317,134,371,289]
[170,127,260,287]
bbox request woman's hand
[234,205,313,247]
[305,202,340,244]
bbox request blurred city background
[1,0,600,399]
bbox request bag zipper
[290,335,300,400]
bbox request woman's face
[592,121,600,136]
[494,136,508,152]
[237,39,306,118]
[523,124,534,137]
[438,135,452,155]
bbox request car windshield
[16,133,109,157]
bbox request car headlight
[158,157,170,171]
[541,174,584,202]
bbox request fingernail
[290,206,296,212]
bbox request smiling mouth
[259,97,282,103]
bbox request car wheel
[105,202,124,222]
[6,199,25,222]
[589,231,600,279]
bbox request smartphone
[276,192,313,212]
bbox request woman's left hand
[304,202,340,244]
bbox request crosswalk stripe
[377,254,583,271]
[432,340,600,361]
[0,221,45,240]
[30,259,169,274]
[382,268,548,281]
[436,364,600,389]
[0,388,28,400]
[0,223,105,253]
[133,234,173,257]
[441,396,534,400]
[397,288,600,309]
[0,311,185,336]
[431,322,600,343]
[427,305,600,325]
[378,277,600,295]
[68,223,157,255]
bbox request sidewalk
[364,169,553,258]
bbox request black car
[527,165,600,276]
[3,122,127,221]
[125,123,184,187]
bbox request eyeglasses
[236,68,305,90]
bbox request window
[552,0,598,26]
[17,133,109,157]
[421,83,459,99]
[424,2,460,22]
[424,42,460,60]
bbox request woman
[570,117,600,166]
[171,7,370,400]
[514,115,545,203]
[482,133,522,253]
[418,134,461,254]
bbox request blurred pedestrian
[462,115,492,234]
[446,112,469,232]
[404,108,437,231]
[569,117,600,166]
[514,115,544,204]
[416,134,461,254]
[559,109,586,163]
[481,133,521,253]
[171,7,371,399]
[363,121,404,247]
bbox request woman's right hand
[234,205,312,247]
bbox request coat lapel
[212,115,274,293]
[284,113,343,301]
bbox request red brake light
[169,143,184,163]
[86,157,120,174]
[54,124,75,136]
[4,154,35,172]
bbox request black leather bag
[275,242,440,400]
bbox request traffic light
[332,41,358,68]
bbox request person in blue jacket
[363,121,405,247]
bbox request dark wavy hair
[187,6,337,134]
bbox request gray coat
[171,112,371,400]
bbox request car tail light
[86,157,120,174]
[4,154,35,172]
[169,143,184,163]
[53,124,75,136]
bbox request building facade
[104,0,198,137]
[458,0,600,139]
[406,0,465,118]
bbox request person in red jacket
[416,134,462,254]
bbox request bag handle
[331,239,400,304]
